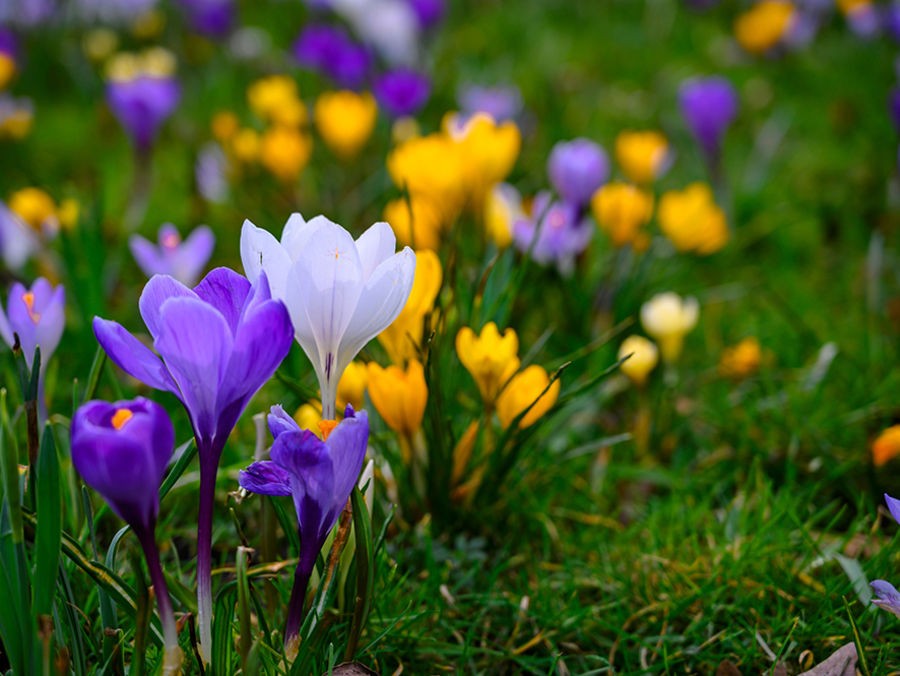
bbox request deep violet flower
[373,68,430,118]
[71,397,182,669]
[678,76,738,173]
[239,404,369,651]
[179,0,235,37]
[129,222,215,286]
[106,70,181,154]
[93,267,293,663]
[872,494,900,617]
[292,24,371,89]
[408,0,444,28]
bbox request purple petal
[325,408,369,509]
[886,493,900,526]
[130,235,168,279]
[154,297,234,438]
[268,404,301,439]
[0,298,12,347]
[93,317,177,393]
[238,460,292,496]
[193,267,251,335]
[174,225,215,286]
[872,580,900,617]
[33,284,65,366]
[138,275,196,340]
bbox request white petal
[339,247,416,369]
[240,219,292,300]
[355,221,397,279]
[281,214,334,261]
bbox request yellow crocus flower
[719,337,763,380]
[456,322,520,405]
[247,75,302,124]
[337,361,368,412]
[496,365,560,429]
[874,426,900,467]
[387,132,467,220]
[617,335,659,387]
[658,183,729,255]
[592,182,654,249]
[734,1,795,55]
[614,131,670,184]
[640,292,699,363]
[444,112,521,208]
[259,127,312,183]
[314,90,377,159]
[9,188,57,232]
[366,360,428,437]
[379,249,442,364]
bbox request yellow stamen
[317,419,338,440]
[111,408,134,430]
[22,291,40,323]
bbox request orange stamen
[317,419,338,440]
[22,291,40,324]
[111,408,134,430]
[162,232,181,249]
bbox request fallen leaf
[797,642,857,676]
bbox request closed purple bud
[547,138,609,207]
[106,75,181,153]
[71,397,174,532]
[374,68,430,118]
[679,76,738,165]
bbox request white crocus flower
[241,213,416,418]
[640,292,699,363]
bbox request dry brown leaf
[797,642,858,676]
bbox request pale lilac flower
[547,138,609,207]
[241,214,416,419]
[458,84,522,123]
[872,494,900,618]
[0,201,40,271]
[512,192,593,276]
[129,223,215,286]
[195,142,229,203]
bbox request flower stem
[136,525,182,673]
[283,553,315,660]
[196,454,218,665]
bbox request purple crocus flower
[0,278,65,419]
[92,267,293,662]
[239,404,369,652]
[679,76,738,173]
[547,138,609,207]
[512,192,593,276]
[129,223,215,287]
[458,84,522,123]
[71,397,181,668]
[0,201,39,271]
[373,68,430,118]
[106,73,181,154]
[292,24,371,89]
[179,0,235,38]
[0,28,17,60]
[845,2,881,39]
[407,0,444,28]
[872,494,900,617]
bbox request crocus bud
[614,131,671,184]
[314,90,378,158]
[547,138,610,206]
[718,337,762,380]
[734,0,795,54]
[873,425,900,466]
[366,360,428,437]
[618,335,659,387]
[71,397,174,533]
[640,293,699,363]
[496,364,560,429]
[456,322,520,405]
[678,77,738,169]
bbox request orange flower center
[162,232,181,249]
[111,408,134,430]
[22,291,40,323]
[317,419,338,440]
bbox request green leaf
[212,587,236,676]
[235,546,253,669]
[0,389,23,544]
[159,439,196,501]
[33,426,61,618]
[344,487,374,661]
[78,345,107,409]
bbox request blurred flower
[378,248,442,363]
[94,268,293,659]
[259,127,312,182]
[839,0,880,38]
[614,131,671,184]
[74,0,160,25]
[195,142,229,203]
[337,361,368,411]
[547,138,609,207]
[179,0,235,38]
[294,402,323,433]
[617,335,659,387]
[239,405,368,652]
[873,426,900,466]
[0,29,17,90]
[383,196,444,250]
[129,223,215,286]
[335,0,421,66]
[484,183,524,248]
[211,110,239,142]
[314,90,377,158]
[734,0,796,54]
[0,0,54,27]
[408,0,444,28]
[456,322,519,406]
[292,24,371,89]
[458,84,522,123]
[872,580,900,617]
[0,94,33,139]
[367,360,427,436]
[374,69,430,118]
[106,49,181,154]
[0,202,39,271]
[444,112,521,209]
[0,277,65,374]
[230,127,260,164]
[679,76,738,171]
[8,187,59,234]
[718,337,762,380]
[496,365,560,429]
[71,396,181,669]
[658,183,729,255]
[388,132,467,218]
[513,192,593,276]
[640,292,699,363]
[591,182,654,249]
[247,75,307,128]
[71,397,173,536]
[241,214,415,418]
